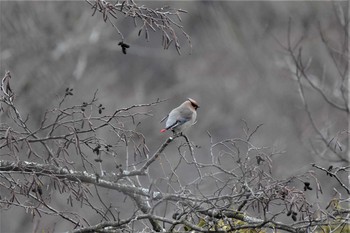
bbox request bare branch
[85,0,191,54]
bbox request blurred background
[1,1,348,232]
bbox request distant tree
[281,15,349,164]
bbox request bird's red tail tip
[160,129,166,133]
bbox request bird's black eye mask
[191,103,199,110]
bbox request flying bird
[160,98,199,135]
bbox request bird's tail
[160,129,166,133]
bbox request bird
[160,98,199,135]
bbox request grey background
[1,1,348,232]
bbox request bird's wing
[166,108,193,130]
[160,114,169,123]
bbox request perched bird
[160,98,199,135]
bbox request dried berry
[93,144,101,155]
[118,41,130,54]
[94,158,102,162]
[303,182,312,191]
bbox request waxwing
[160,98,199,134]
